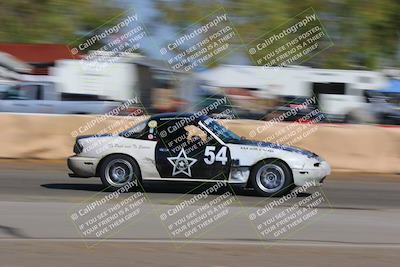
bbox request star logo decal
[167,148,197,177]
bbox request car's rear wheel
[99,155,141,191]
[250,160,293,197]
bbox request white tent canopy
[0,52,32,74]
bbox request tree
[156,0,400,69]
[0,0,123,44]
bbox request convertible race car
[68,113,331,196]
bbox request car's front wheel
[250,160,293,197]
[99,154,141,191]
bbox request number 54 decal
[204,146,228,165]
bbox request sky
[116,0,250,66]
[119,0,180,60]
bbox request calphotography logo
[167,148,198,177]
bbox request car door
[35,84,56,113]
[155,118,231,180]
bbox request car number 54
[204,146,228,165]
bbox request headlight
[73,140,83,154]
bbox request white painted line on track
[1,238,400,248]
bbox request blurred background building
[0,0,399,124]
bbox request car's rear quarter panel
[78,136,159,178]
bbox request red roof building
[0,43,79,74]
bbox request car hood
[230,139,320,159]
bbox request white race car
[68,113,330,196]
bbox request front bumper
[67,156,99,178]
[292,161,331,186]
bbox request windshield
[119,119,148,137]
[202,118,241,143]
[0,84,11,99]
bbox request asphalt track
[1,160,400,266]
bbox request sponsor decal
[148,120,157,128]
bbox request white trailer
[50,59,140,101]
[197,65,388,121]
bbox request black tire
[99,154,141,191]
[250,159,294,197]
